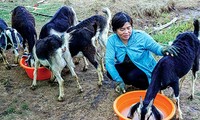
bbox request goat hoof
[78,88,84,93]
[5,65,11,70]
[188,95,194,100]
[82,67,88,72]
[30,85,37,90]
[57,97,64,102]
[97,82,102,87]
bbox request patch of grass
[151,20,194,44]
[21,103,29,111]
[5,107,16,115]
[158,12,174,24]
[0,2,63,23]
[0,11,11,23]
[0,2,63,33]
[2,99,30,116]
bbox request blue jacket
[105,30,163,83]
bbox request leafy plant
[2,100,29,116]
[5,107,16,114]
[21,103,29,111]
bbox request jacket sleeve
[143,32,163,56]
[105,37,123,82]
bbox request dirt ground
[0,0,200,120]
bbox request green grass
[5,107,16,115]
[21,103,29,111]
[0,2,63,26]
[151,20,194,44]
[1,100,30,118]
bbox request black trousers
[107,62,149,90]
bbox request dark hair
[111,12,133,32]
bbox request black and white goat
[11,6,37,65]
[66,8,111,86]
[31,33,83,102]
[39,5,78,39]
[0,18,23,69]
[30,6,82,102]
[127,19,200,120]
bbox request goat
[0,18,23,69]
[11,6,37,65]
[68,8,111,72]
[179,19,200,100]
[66,8,111,86]
[38,5,79,69]
[127,19,200,120]
[39,5,78,39]
[31,33,83,102]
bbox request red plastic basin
[19,57,52,80]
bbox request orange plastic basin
[19,57,52,80]
[113,90,175,120]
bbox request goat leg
[66,56,83,93]
[1,51,11,70]
[13,49,19,64]
[82,56,89,71]
[53,71,65,102]
[67,65,83,93]
[30,60,40,90]
[100,57,106,73]
[48,67,57,83]
[174,96,183,119]
[188,72,197,100]
[171,82,183,119]
[97,65,103,86]
[172,85,183,119]
[73,75,83,93]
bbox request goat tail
[102,8,112,24]
[193,19,199,37]
[97,8,112,47]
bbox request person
[105,12,179,94]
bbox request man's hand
[115,81,126,94]
[162,45,180,57]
